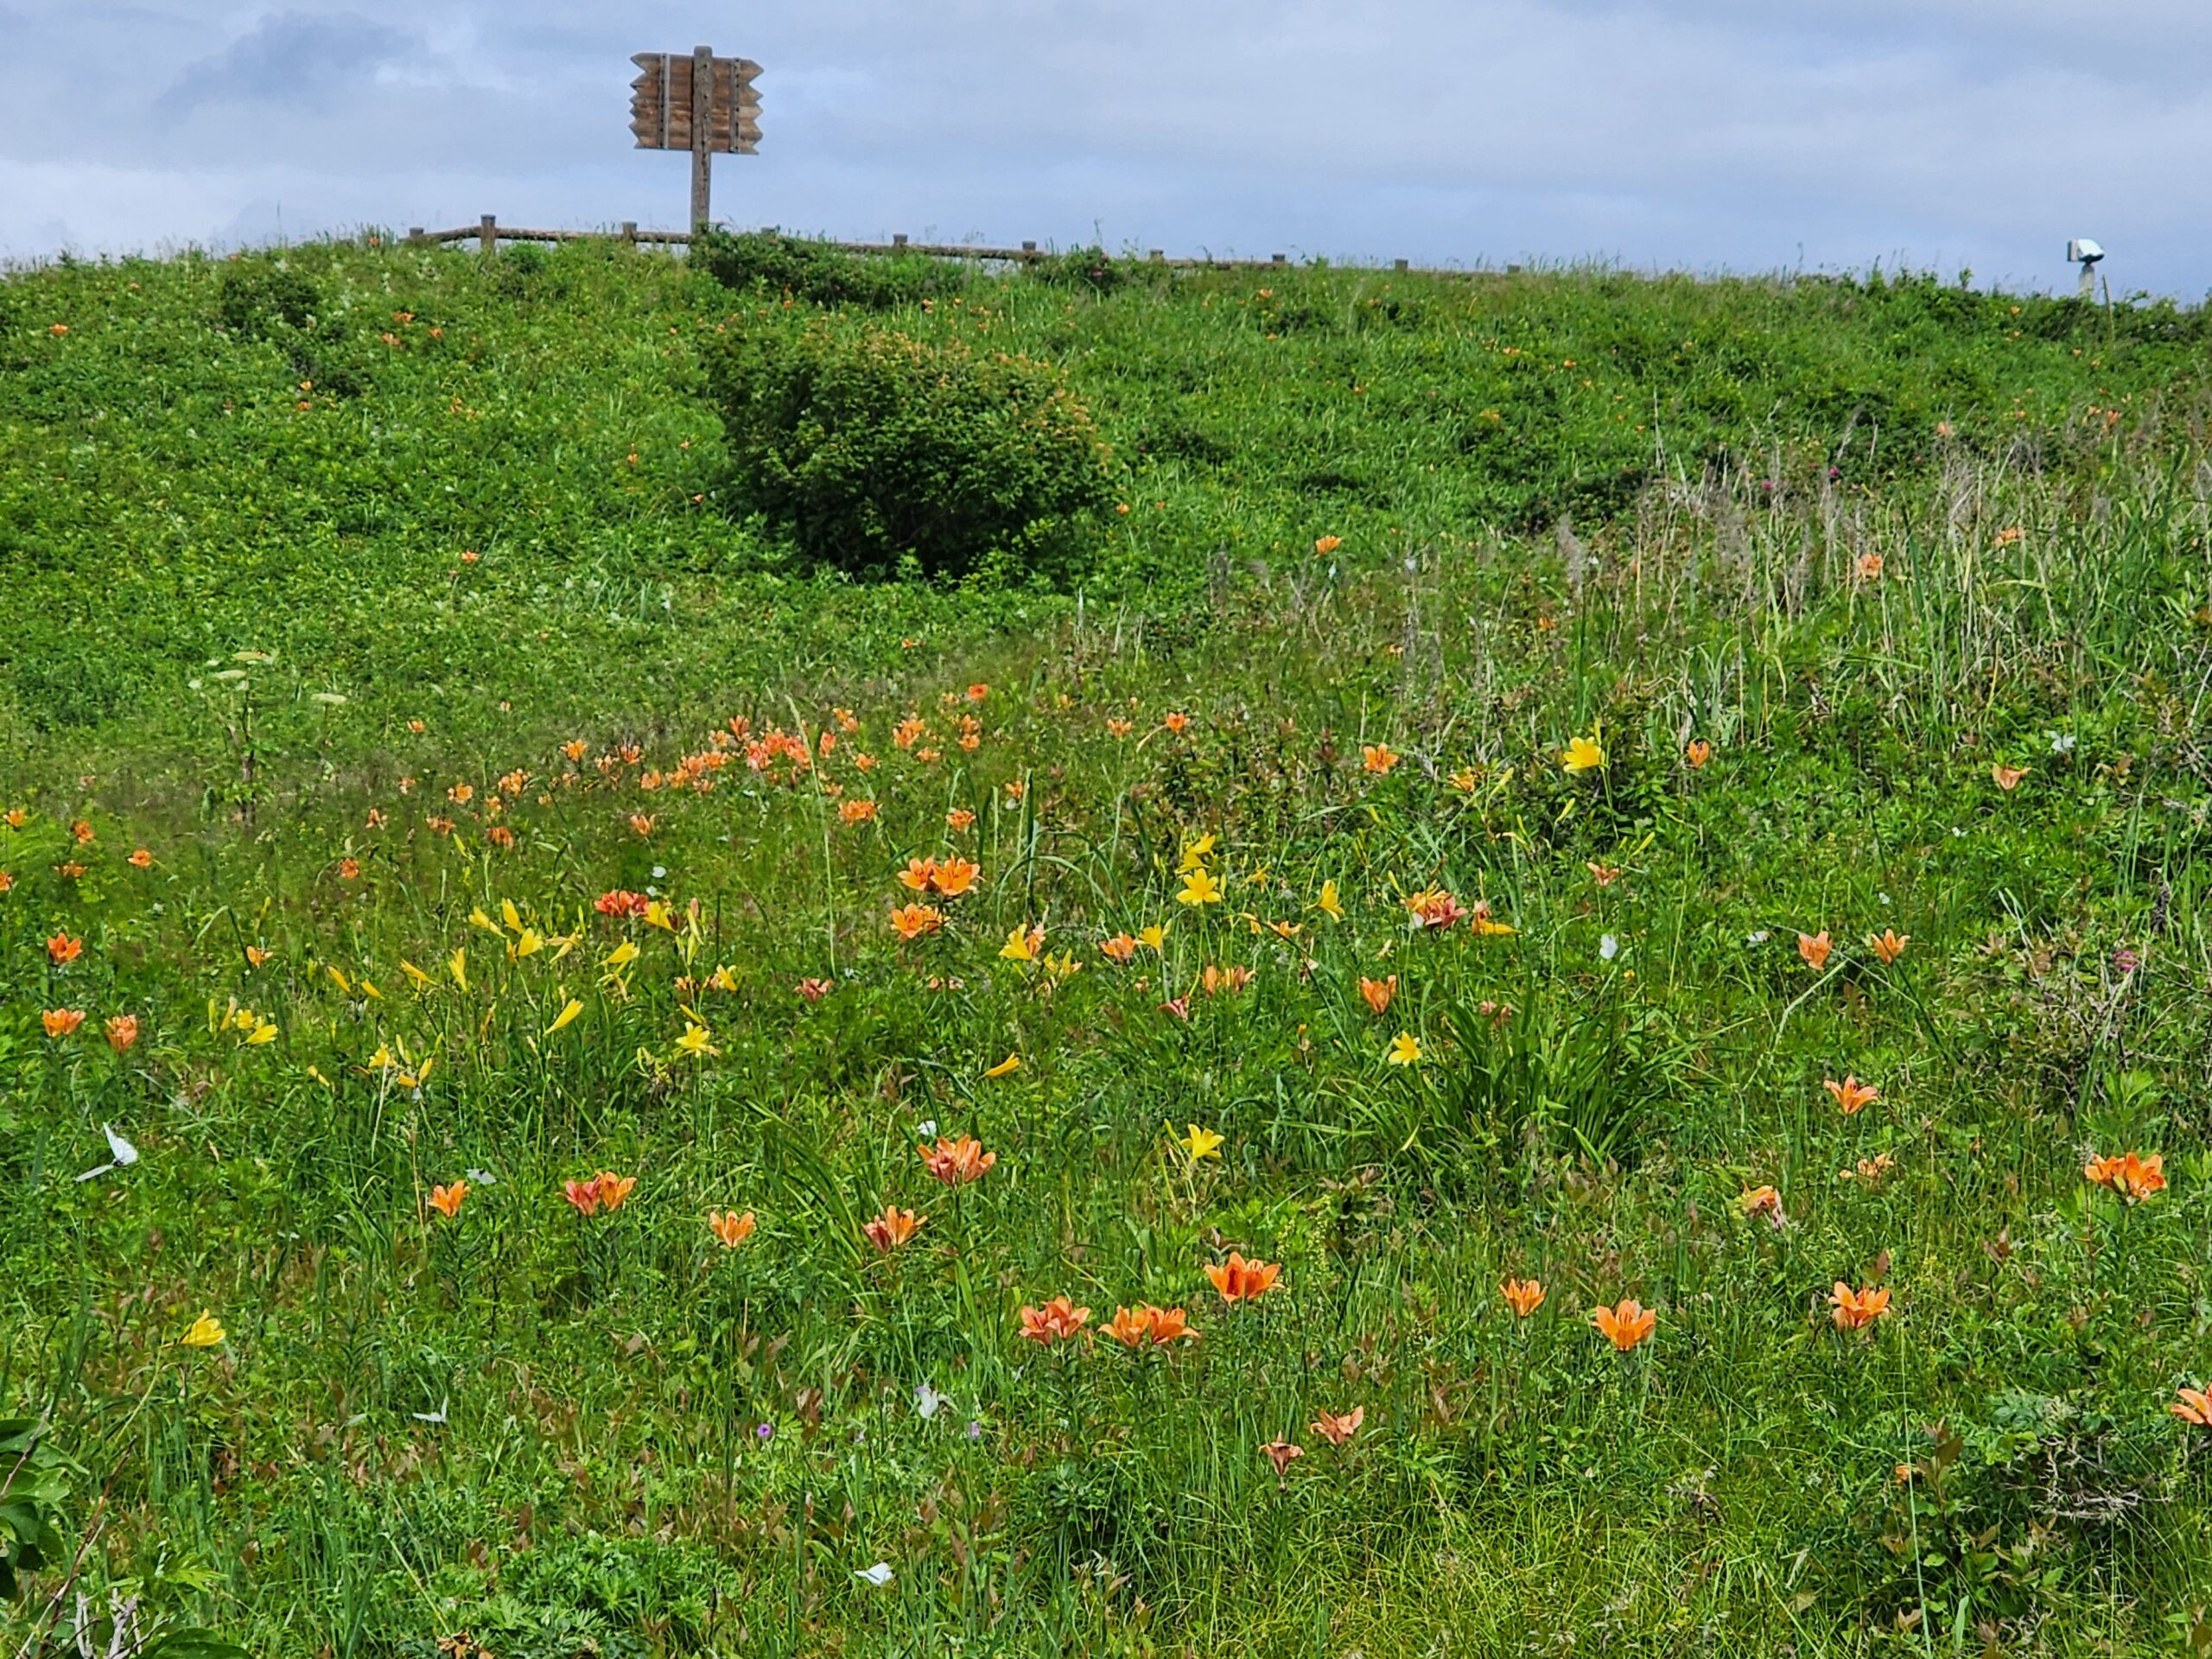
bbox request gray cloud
[3,0,2204,295]
[156,11,421,115]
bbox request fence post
[620,221,638,245]
[1394,257,1408,272]
[1271,253,1286,267]
[480,215,497,256]
[407,227,424,245]
[893,233,907,249]
[1149,249,1164,263]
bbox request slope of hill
[2,239,2210,1657]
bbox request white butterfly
[915,1381,946,1421]
[75,1124,139,1183]
[412,1399,449,1426]
[855,1562,894,1587]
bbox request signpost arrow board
[629,48,761,227]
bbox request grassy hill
[3,238,2212,1656]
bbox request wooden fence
[402,215,1433,274]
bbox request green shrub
[213,260,321,339]
[1025,245,1130,296]
[692,228,966,310]
[705,315,1113,582]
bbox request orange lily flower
[1163,711,1191,734]
[1991,764,2029,791]
[888,902,944,940]
[1828,1282,1891,1332]
[104,1014,139,1052]
[42,1008,86,1039]
[946,807,976,831]
[709,1208,757,1248]
[1797,930,1833,970]
[1866,929,1910,965]
[1261,1440,1304,1477]
[1685,739,1712,768]
[2083,1151,2165,1204]
[2171,1387,2212,1426]
[1358,975,1396,1016]
[1098,1305,1199,1348]
[46,932,82,966]
[863,1204,925,1252]
[1362,743,1400,775]
[1406,888,1465,930]
[594,1173,638,1212]
[931,855,981,896]
[1016,1296,1091,1344]
[897,857,938,892]
[1100,932,1138,964]
[839,798,879,824]
[918,1135,996,1185]
[128,848,153,868]
[1499,1277,1546,1319]
[1310,1406,1364,1446]
[1824,1075,1881,1115]
[429,1181,468,1218]
[1205,1252,1281,1304]
[563,1178,601,1217]
[1739,1185,1785,1228]
[1592,1298,1656,1352]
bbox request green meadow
[3,235,2211,1656]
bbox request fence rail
[403,215,1431,274]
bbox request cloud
[157,11,421,117]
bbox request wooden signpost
[630,46,762,230]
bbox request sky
[3,0,2208,295]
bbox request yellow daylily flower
[984,1053,1021,1078]
[548,998,583,1034]
[1176,834,1217,874]
[1387,1031,1422,1065]
[601,939,640,969]
[448,948,468,992]
[1176,1122,1224,1162]
[1137,924,1168,952]
[179,1310,226,1348]
[1000,925,1040,963]
[511,927,543,959]
[676,1022,720,1059]
[1313,880,1344,921]
[500,899,523,932]
[246,1020,277,1046]
[1561,734,1605,774]
[327,963,352,995]
[1179,868,1224,906]
[468,907,505,937]
[359,979,381,1001]
[399,958,434,989]
[645,899,677,932]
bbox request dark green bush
[692,229,966,310]
[214,260,321,338]
[705,316,1113,583]
[1025,245,1130,296]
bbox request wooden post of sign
[480,214,497,256]
[689,44,714,232]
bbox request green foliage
[7,232,2212,1657]
[694,228,969,309]
[213,259,321,338]
[1024,245,1137,296]
[0,1417,72,1599]
[703,313,1114,582]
